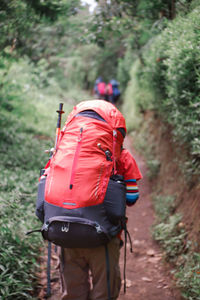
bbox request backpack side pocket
[103,175,126,225]
[36,176,46,222]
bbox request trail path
[118,137,182,300]
[37,136,183,300]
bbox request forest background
[0,0,200,299]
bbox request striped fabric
[125,179,139,205]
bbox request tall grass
[0,53,90,299]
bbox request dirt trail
[118,137,182,300]
[37,136,183,300]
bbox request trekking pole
[54,103,65,150]
[45,103,65,157]
[46,103,65,297]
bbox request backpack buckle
[61,223,70,233]
[95,223,102,234]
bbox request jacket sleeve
[125,179,139,206]
[117,149,142,206]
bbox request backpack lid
[65,100,126,132]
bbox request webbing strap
[124,228,127,294]
[105,245,111,300]
[46,241,52,297]
[112,130,117,174]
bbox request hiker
[93,77,106,100]
[58,145,142,300]
[105,82,113,102]
[35,100,142,300]
[93,77,102,97]
[110,79,121,104]
[55,103,142,300]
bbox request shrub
[153,214,188,262]
[141,7,200,174]
[0,53,90,298]
[153,194,176,222]
[176,253,200,300]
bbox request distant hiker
[93,77,102,97]
[105,82,113,102]
[93,77,106,100]
[110,79,121,104]
[35,100,142,300]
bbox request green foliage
[176,253,200,300]
[146,7,200,164]
[117,45,137,94]
[152,192,200,299]
[0,0,81,52]
[153,214,188,262]
[123,5,200,176]
[0,49,90,298]
[122,59,155,131]
[153,194,176,222]
[153,214,200,300]
[0,118,50,298]
[146,159,161,178]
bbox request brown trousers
[59,238,121,300]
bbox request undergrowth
[0,53,89,299]
[152,193,200,300]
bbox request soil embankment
[37,135,184,300]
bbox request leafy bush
[0,130,49,299]
[152,194,176,222]
[176,253,200,300]
[123,6,200,175]
[146,159,161,179]
[142,7,200,174]
[153,214,188,262]
[0,52,90,298]
[122,60,154,131]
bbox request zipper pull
[97,143,112,161]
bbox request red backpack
[106,83,113,95]
[36,100,127,248]
[97,82,106,96]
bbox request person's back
[110,79,120,103]
[97,81,106,99]
[36,100,142,300]
[93,77,102,97]
[105,83,113,102]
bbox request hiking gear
[97,82,106,97]
[94,77,103,96]
[54,103,65,152]
[36,100,127,249]
[110,79,120,103]
[106,83,113,95]
[38,103,65,298]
